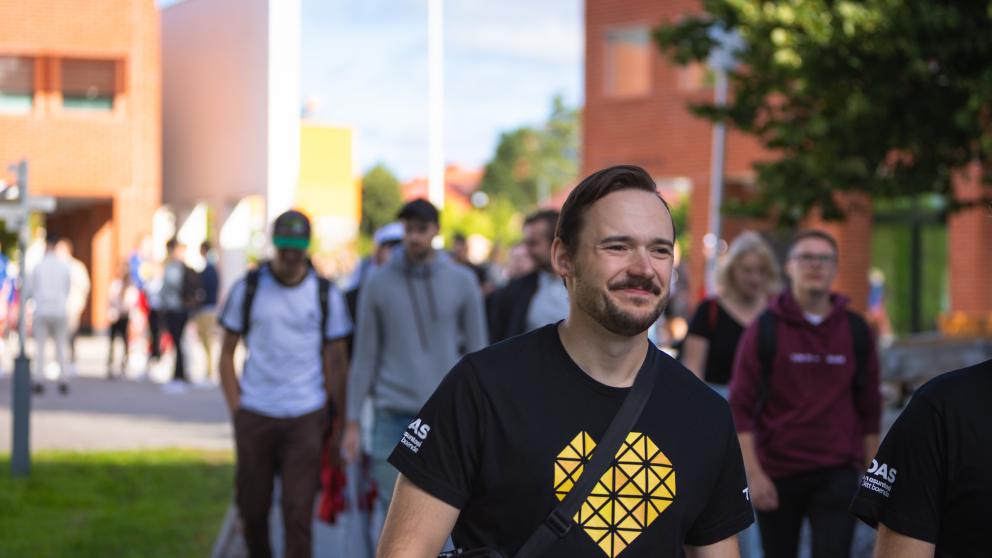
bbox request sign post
[5,159,53,478]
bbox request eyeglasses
[791,253,836,266]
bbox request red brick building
[0,0,161,329]
[584,0,990,322]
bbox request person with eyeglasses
[728,229,882,558]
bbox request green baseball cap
[272,210,311,250]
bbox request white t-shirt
[220,266,352,418]
[31,253,71,319]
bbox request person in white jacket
[57,239,91,371]
[31,233,72,395]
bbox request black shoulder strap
[513,349,660,558]
[846,311,870,392]
[317,275,331,343]
[241,265,264,336]
[754,310,778,418]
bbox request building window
[0,56,34,113]
[61,59,116,111]
[604,27,651,98]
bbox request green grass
[0,449,234,558]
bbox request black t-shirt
[850,359,992,557]
[685,299,745,385]
[389,324,753,557]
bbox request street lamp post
[704,27,743,297]
[10,159,31,477]
[4,159,55,477]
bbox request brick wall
[0,0,161,329]
[585,0,871,312]
[948,164,992,315]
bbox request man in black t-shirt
[379,165,753,557]
[850,358,992,558]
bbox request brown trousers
[234,407,327,558]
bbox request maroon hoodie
[729,291,881,478]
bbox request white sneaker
[161,380,189,395]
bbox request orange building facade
[584,0,989,322]
[0,0,161,329]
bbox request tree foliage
[360,163,404,237]
[655,1,992,224]
[480,95,581,211]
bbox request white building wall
[266,0,302,221]
[162,0,302,295]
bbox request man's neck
[793,288,831,316]
[406,249,435,266]
[557,310,648,389]
[272,265,308,286]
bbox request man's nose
[627,249,654,277]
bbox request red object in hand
[317,445,348,524]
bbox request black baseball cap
[272,209,311,250]
[397,198,439,224]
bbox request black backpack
[754,309,870,416]
[181,264,205,310]
[240,262,331,340]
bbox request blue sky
[300,0,583,180]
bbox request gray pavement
[0,334,231,452]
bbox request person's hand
[227,399,240,419]
[340,421,361,464]
[748,470,779,512]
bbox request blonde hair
[715,231,781,298]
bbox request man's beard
[573,266,668,337]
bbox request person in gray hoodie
[342,198,487,513]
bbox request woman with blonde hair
[682,231,781,397]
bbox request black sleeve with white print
[388,356,487,510]
[686,404,754,546]
[850,387,945,543]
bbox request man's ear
[551,238,571,278]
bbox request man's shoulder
[463,326,550,381]
[915,358,992,407]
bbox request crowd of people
[210,164,988,558]
[7,163,985,558]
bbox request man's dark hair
[200,240,212,253]
[789,229,838,256]
[524,210,559,244]
[556,165,674,255]
[453,233,467,244]
[166,237,179,251]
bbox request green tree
[480,95,581,211]
[655,1,992,224]
[360,163,403,237]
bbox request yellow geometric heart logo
[554,431,676,557]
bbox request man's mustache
[608,277,661,295]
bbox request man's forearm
[863,434,880,469]
[737,431,764,478]
[219,353,240,414]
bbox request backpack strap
[241,264,264,336]
[846,310,870,392]
[754,309,778,418]
[708,298,719,333]
[317,276,331,344]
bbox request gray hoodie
[346,247,488,421]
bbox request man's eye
[605,245,626,252]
